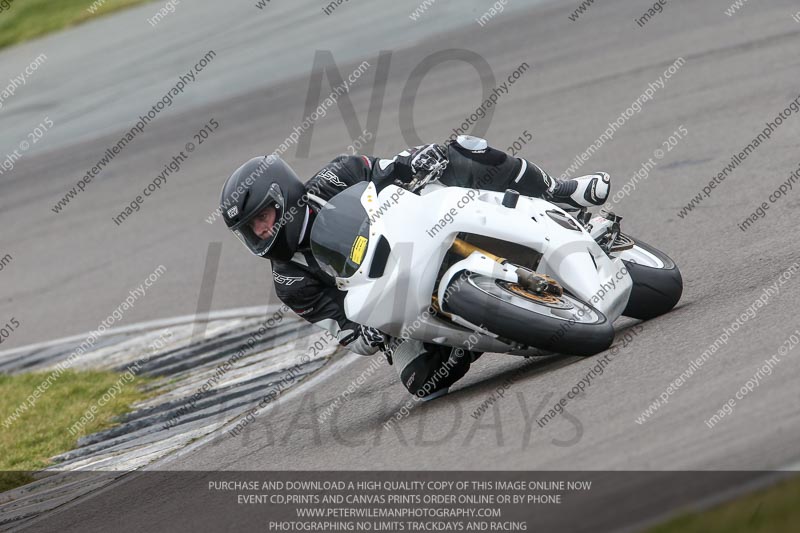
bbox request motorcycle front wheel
[442,273,615,356]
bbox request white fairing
[616,244,665,268]
[336,182,632,353]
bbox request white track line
[0,305,279,359]
[149,350,363,469]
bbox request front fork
[447,238,563,297]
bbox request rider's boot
[548,172,611,210]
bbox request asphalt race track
[2,0,800,531]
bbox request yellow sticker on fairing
[350,236,368,264]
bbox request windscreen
[310,182,371,279]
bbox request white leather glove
[340,325,386,355]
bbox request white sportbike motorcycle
[310,167,682,357]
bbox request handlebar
[398,160,449,194]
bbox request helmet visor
[232,183,285,256]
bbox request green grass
[0,370,153,492]
[0,0,154,51]
[647,475,800,533]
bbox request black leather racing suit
[271,138,556,396]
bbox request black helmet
[220,156,306,261]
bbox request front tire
[617,237,683,320]
[443,273,614,356]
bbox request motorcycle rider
[220,136,610,400]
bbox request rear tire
[443,273,614,356]
[618,237,683,320]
